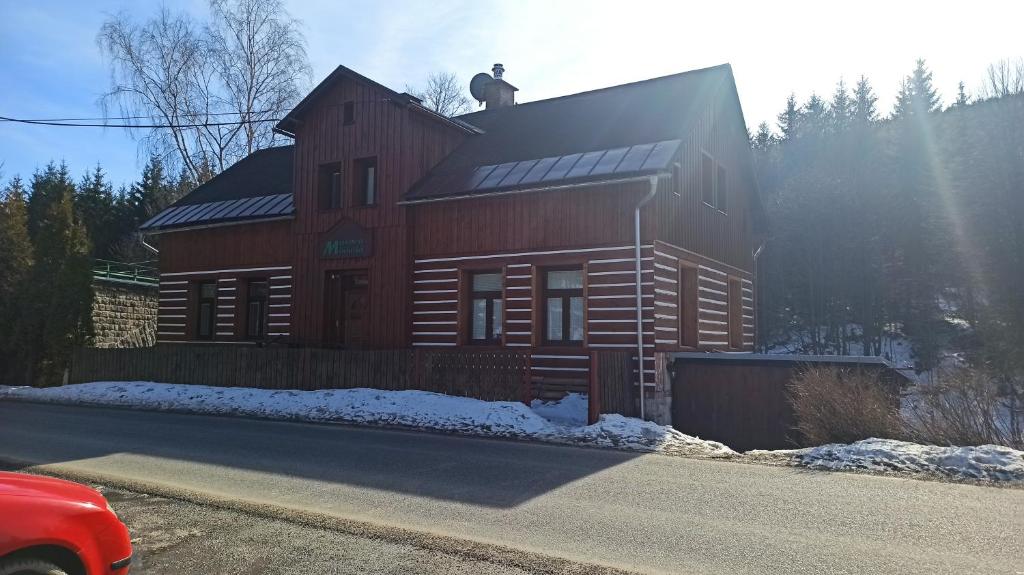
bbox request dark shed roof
[140,145,295,232]
[405,64,732,202]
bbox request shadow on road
[0,402,641,508]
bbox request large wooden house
[141,63,764,422]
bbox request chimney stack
[484,63,517,110]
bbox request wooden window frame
[244,279,269,341]
[678,263,699,348]
[717,164,728,214]
[353,156,377,207]
[701,151,715,208]
[542,266,585,346]
[195,281,217,341]
[467,270,503,345]
[318,161,343,211]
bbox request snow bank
[787,438,1024,482]
[0,382,734,458]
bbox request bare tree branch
[97,0,311,181]
[407,72,473,117]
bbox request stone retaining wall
[92,281,158,348]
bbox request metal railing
[92,259,159,287]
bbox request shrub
[788,366,905,446]
[905,368,1023,449]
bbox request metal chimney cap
[492,63,504,79]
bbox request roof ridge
[457,63,731,120]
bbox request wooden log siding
[155,265,294,344]
[411,244,659,386]
[69,346,533,402]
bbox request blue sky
[2,0,1022,190]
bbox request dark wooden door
[323,271,369,347]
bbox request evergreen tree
[75,164,120,259]
[801,93,829,135]
[851,76,878,124]
[952,81,970,108]
[751,122,776,152]
[777,93,801,141]
[0,178,34,383]
[829,79,853,131]
[892,59,942,119]
[18,167,94,385]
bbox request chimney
[484,63,517,109]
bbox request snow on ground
[753,439,1024,482]
[0,382,734,458]
[4,382,1021,481]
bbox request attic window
[318,162,343,210]
[343,101,354,126]
[701,153,714,206]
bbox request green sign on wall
[321,220,372,259]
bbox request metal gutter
[141,215,295,236]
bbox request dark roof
[139,146,295,232]
[405,64,733,202]
[275,65,480,137]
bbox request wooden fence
[70,346,531,402]
[588,350,635,423]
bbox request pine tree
[75,164,119,259]
[892,59,942,119]
[18,166,94,385]
[777,93,801,141]
[851,76,878,124]
[0,178,34,383]
[952,81,970,108]
[802,93,829,135]
[751,122,776,152]
[829,79,853,132]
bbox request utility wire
[0,115,282,129]
[0,109,289,122]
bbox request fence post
[521,352,532,405]
[588,351,600,425]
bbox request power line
[0,109,289,122]
[0,115,282,129]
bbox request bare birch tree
[97,0,311,181]
[407,72,473,117]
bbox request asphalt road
[98,486,535,575]
[1,402,1021,575]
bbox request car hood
[0,472,108,508]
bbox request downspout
[633,175,659,420]
[137,231,159,256]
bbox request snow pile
[530,392,588,427]
[0,382,733,458]
[790,438,1024,482]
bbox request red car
[0,472,131,575]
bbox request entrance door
[324,271,369,347]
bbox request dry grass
[788,366,905,446]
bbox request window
[701,153,715,206]
[469,272,503,343]
[717,164,727,213]
[196,282,217,340]
[343,101,354,125]
[355,157,377,206]
[679,264,699,347]
[246,280,269,339]
[544,269,584,344]
[728,277,743,348]
[318,162,343,210]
